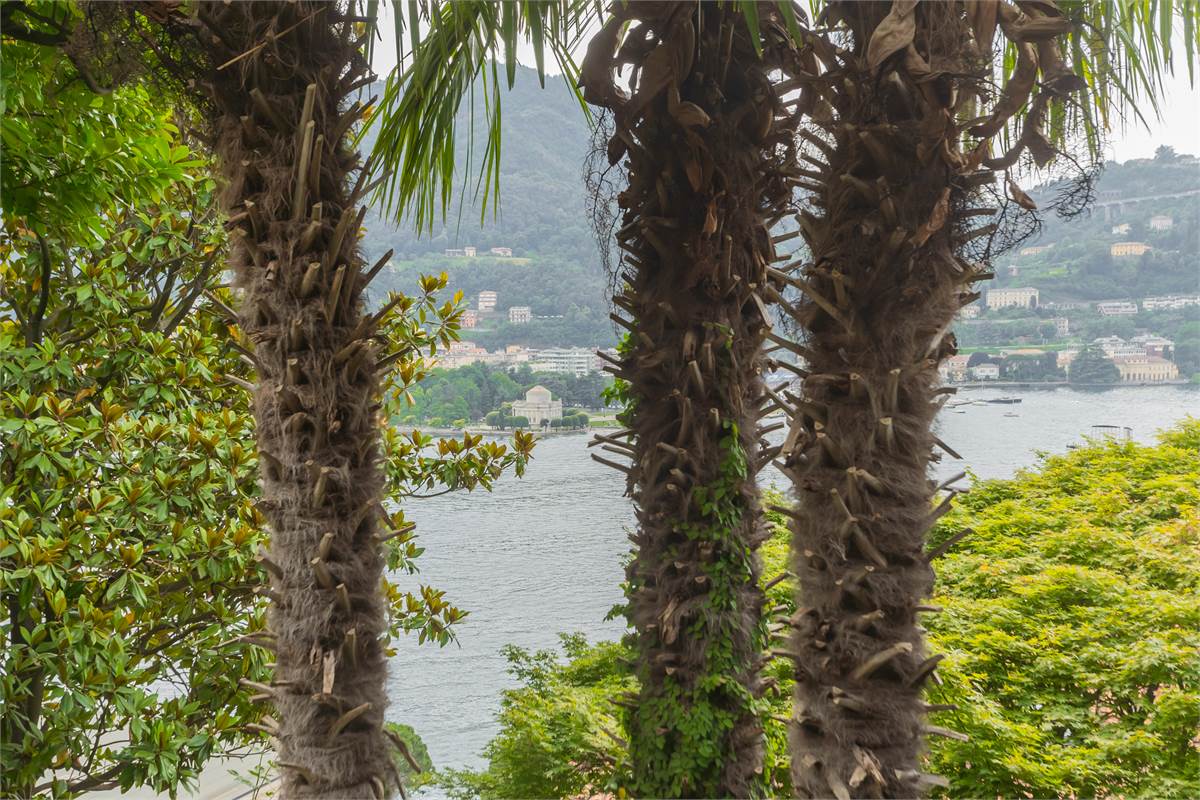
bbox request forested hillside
[992,149,1199,301]
[357,66,615,347]
[359,78,1194,355]
[359,66,597,264]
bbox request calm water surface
[387,385,1197,772]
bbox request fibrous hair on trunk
[765,1,1090,797]
[162,3,402,797]
[581,2,812,795]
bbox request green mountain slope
[357,73,1195,352]
[359,66,598,264]
[993,152,1199,301]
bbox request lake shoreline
[954,380,1194,389]
[402,382,1196,437]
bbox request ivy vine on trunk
[580,3,810,794]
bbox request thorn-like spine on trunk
[592,453,633,475]
[300,261,321,298]
[292,120,315,220]
[878,416,895,451]
[360,248,394,294]
[342,626,359,669]
[850,641,913,681]
[851,524,889,569]
[255,547,283,581]
[327,701,371,742]
[326,265,347,321]
[249,88,287,131]
[311,466,330,507]
[310,556,334,590]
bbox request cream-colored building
[511,385,563,426]
[970,363,1000,380]
[938,354,971,383]
[1096,301,1138,316]
[1110,241,1151,257]
[529,348,597,377]
[1114,357,1179,383]
[478,290,498,312]
[986,287,1039,309]
[1142,294,1200,310]
[1149,215,1173,231]
[508,306,532,324]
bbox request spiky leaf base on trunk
[193,3,398,797]
[582,3,809,795]
[770,0,1083,795]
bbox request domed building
[511,385,563,426]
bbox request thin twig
[218,6,328,71]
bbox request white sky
[369,7,1200,162]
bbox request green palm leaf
[365,0,593,232]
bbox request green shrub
[438,424,1200,798]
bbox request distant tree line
[484,410,590,430]
[398,363,611,427]
[966,351,1066,382]
[1068,344,1121,384]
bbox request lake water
[386,385,1197,774]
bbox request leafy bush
[923,420,1200,797]
[385,722,434,785]
[439,635,635,800]
[439,425,1200,798]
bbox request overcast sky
[369,8,1200,163]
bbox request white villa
[511,385,563,426]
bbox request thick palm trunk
[582,4,806,795]
[777,3,984,796]
[194,3,397,796]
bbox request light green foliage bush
[443,426,1200,798]
[923,420,1200,798]
[440,635,635,799]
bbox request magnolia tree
[0,24,531,800]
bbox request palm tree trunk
[193,3,397,796]
[776,2,984,796]
[582,4,807,795]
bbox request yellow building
[1114,357,1179,383]
[1110,241,1151,258]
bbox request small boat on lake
[986,396,1022,404]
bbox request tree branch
[27,233,52,347]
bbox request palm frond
[1014,0,1199,157]
[365,0,595,233]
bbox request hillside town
[944,164,1198,384]
[430,288,616,376]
